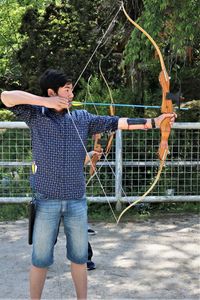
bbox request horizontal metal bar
[123,161,199,167]
[0,161,199,167]
[0,195,199,204]
[173,123,200,129]
[0,162,31,166]
[0,122,200,129]
[0,122,28,129]
[0,197,32,203]
[87,196,200,202]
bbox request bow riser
[158,118,171,161]
[159,71,173,113]
[158,70,173,161]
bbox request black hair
[39,69,72,96]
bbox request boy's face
[47,82,74,112]
[57,83,74,106]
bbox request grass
[88,202,200,222]
[0,203,28,221]
[0,202,199,222]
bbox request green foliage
[0,203,28,221]
[123,0,200,107]
[87,202,199,222]
[0,128,31,161]
[0,110,15,121]
[124,0,200,66]
[0,201,198,222]
[13,0,125,94]
[0,168,31,198]
[0,0,25,75]
[1,0,199,113]
[0,0,62,91]
[0,0,127,97]
[75,75,147,118]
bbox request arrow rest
[166,91,185,109]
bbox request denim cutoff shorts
[32,194,88,268]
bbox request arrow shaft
[72,101,188,110]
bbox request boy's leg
[30,265,48,300]
[30,198,61,299]
[63,198,88,299]
[71,262,87,299]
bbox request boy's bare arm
[1,90,69,110]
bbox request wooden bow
[89,133,102,176]
[117,2,174,223]
[89,59,116,176]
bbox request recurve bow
[117,2,174,223]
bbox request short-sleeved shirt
[8,105,119,200]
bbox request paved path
[0,214,199,299]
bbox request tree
[14,1,126,94]
[123,0,200,106]
[0,0,25,85]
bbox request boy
[1,69,176,299]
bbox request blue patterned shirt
[9,105,119,200]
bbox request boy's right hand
[44,97,72,111]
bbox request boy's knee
[32,250,53,268]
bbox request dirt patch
[0,214,199,299]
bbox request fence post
[115,129,123,211]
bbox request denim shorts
[32,194,88,268]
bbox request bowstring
[70,5,123,221]
[87,152,131,206]
[67,108,118,222]
[84,16,131,209]
[73,4,122,89]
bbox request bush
[0,203,28,221]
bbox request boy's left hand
[91,149,103,160]
[155,113,177,128]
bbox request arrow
[72,101,189,110]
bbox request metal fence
[0,122,199,203]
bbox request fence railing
[0,122,199,203]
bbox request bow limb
[117,3,174,223]
[85,76,103,176]
[89,133,102,176]
[99,58,115,117]
[122,3,167,75]
[99,58,124,211]
[122,2,173,160]
[87,75,99,115]
[99,58,115,154]
[89,60,116,175]
[117,159,165,224]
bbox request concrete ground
[0,214,199,299]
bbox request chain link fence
[0,122,199,203]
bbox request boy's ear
[47,88,57,97]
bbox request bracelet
[151,118,156,129]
